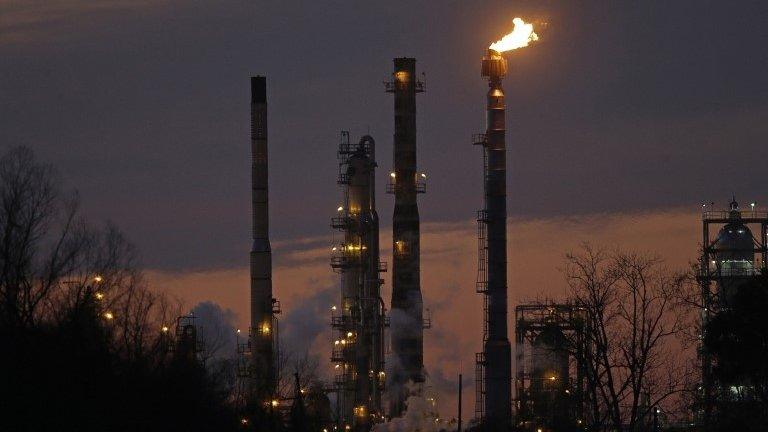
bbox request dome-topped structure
[713,199,755,269]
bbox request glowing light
[331,305,337,311]
[271,399,279,407]
[261,323,271,334]
[103,312,114,320]
[390,172,396,178]
[421,173,426,178]
[236,328,241,334]
[93,275,103,283]
[549,375,557,381]
[489,17,539,53]
[241,418,248,425]
[161,326,169,333]
[347,331,353,338]
[94,292,104,300]
[337,206,344,212]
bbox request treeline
[0,147,237,431]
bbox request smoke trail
[281,285,335,355]
[373,392,457,432]
[190,300,238,360]
[386,308,423,406]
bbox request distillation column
[250,76,279,402]
[478,50,512,431]
[331,133,386,431]
[386,57,425,417]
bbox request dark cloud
[1,0,766,274]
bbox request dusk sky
[2,0,768,416]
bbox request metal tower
[473,49,512,431]
[330,132,387,431]
[698,199,767,425]
[385,57,427,417]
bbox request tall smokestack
[477,49,512,431]
[250,76,278,401]
[386,57,425,416]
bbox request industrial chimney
[385,57,426,417]
[250,76,279,402]
[474,50,512,431]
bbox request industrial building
[514,304,587,432]
[330,132,387,431]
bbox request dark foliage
[0,302,239,432]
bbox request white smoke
[386,308,422,403]
[382,305,457,432]
[373,393,457,432]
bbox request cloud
[0,0,166,46]
[147,207,700,419]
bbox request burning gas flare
[489,17,538,52]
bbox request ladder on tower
[476,210,489,342]
[472,133,490,423]
[475,351,486,421]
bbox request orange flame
[489,17,539,53]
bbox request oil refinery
[238,17,768,432]
[5,4,768,432]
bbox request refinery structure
[473,48,513,432]
[236,17,767,432]
[386,57,428,418]
[244,76,281,406]
[698,199,768,424]
[330,132,387,430]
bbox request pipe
[458,373,463,432]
